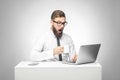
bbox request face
[51,17,66,38]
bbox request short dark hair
[51,10,66,20]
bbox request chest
[43,37,70,50]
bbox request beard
[52,26,63,38]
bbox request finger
[74,54,77,58]
[73,55,76,59]
[58,50,63,54]
[72,56,75,62]
[59,48,64,52]
[58,47,63,51]
[72,58,76,62]
[72,54,77,62]
[60,50,64,54]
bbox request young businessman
[31,10,77,62]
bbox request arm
[31,49,54,61]
[68,37,77,62]
[30,37,54,61]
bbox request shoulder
[39,29,52,38]
[35,30,49,41]
[62,33,72,40]
[61,33,74,45]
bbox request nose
[58,24,64,28]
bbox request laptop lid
[76,44,101,64]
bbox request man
[31,10,77,62]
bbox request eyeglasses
[53,20,67,26]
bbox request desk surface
[15,61,101,68]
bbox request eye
[53,20,67,26]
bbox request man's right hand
[53,46,64,55]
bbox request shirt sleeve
[30,36,54,61]
[68,37,76,62]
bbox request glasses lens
[53,20,67,26]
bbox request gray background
[0,0,120,80]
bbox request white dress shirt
[30,29,76,61]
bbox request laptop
[62,44,101,65]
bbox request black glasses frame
[53,20,68,26]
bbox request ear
[50,20,53,25]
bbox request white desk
[15,61,102,80]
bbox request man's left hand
[72,54,78,62]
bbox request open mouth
[58,29,62,33]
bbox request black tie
[57,37,62,61]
